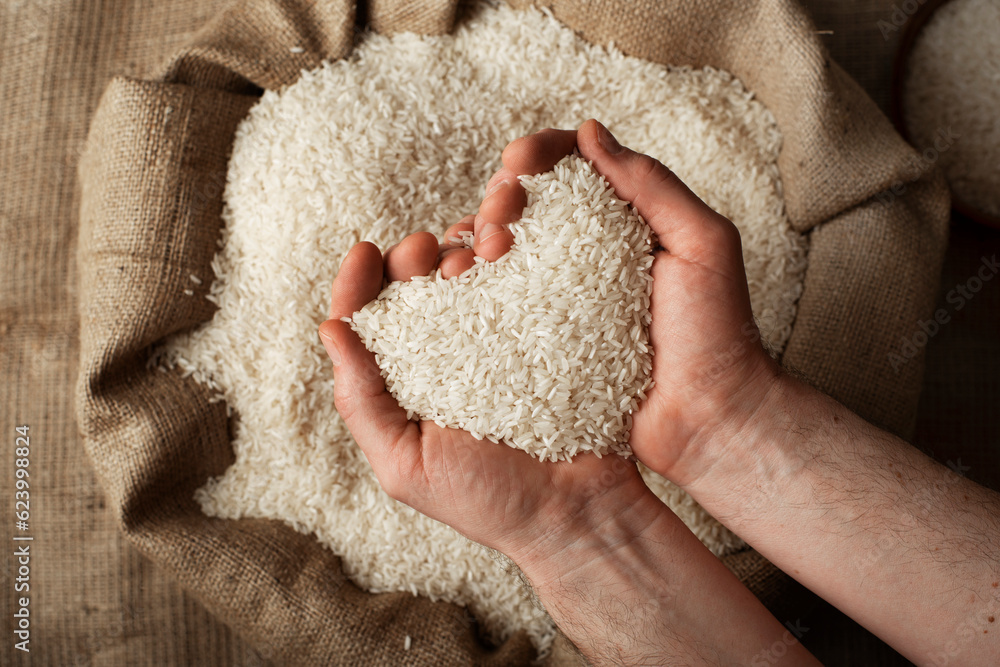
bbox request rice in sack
[161,1,807,652]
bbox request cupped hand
[318,117,778,553]
[318,224,652,561]
[482,120,780,487]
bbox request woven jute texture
[1,1,259,665]
[69,0,945,665]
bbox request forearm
[683,372,1000,665]
[507,475,819,666]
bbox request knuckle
[355,358,386,393]
[333,367,383,418]
[519,132,546,155]
[630,155,681,214]
[501,135,529,163]
[636,154,680,192]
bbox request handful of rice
[350,154,654,462]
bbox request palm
[324,229,643,554]
[405,425,548,540]
[404,424,633,552]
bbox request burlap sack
[76,0,949,664]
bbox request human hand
[317,223,654,563]
[316,131,823,667]
[484,119,780,486]
[317,117,779,553]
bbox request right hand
[484,119,782,486]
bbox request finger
[384,231,439,282]
[502,128,578,176]
[442,217,475,247]
[440,217,477,277]
[472,128,577,262]
[438,247,476,278]
[330,242,384,321]
[576,119,741,266]
[318,317,421,488]
[473,170,524,261]
[321,241,422,490]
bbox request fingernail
[479,222,506,243]
[484,178,512,199]
[596,122,623,154]
[319,328,342,366]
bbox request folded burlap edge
[76,0,949,664]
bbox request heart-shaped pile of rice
[351,155,654,462]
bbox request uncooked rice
[161,0,808,653]
[903,0,1000,218]
[351,155,654,462]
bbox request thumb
[577,119,742,266]
[319,318,415,461]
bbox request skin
[319,119,1000,665]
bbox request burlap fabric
[70,0,949,665]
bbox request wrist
[506,456,822,666]
[510,481,690,655]
[501,457,659,579]
[666,350,787,489]
[678,369,824,526]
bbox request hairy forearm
[683,373,1000,665]
[508,474,819,666]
